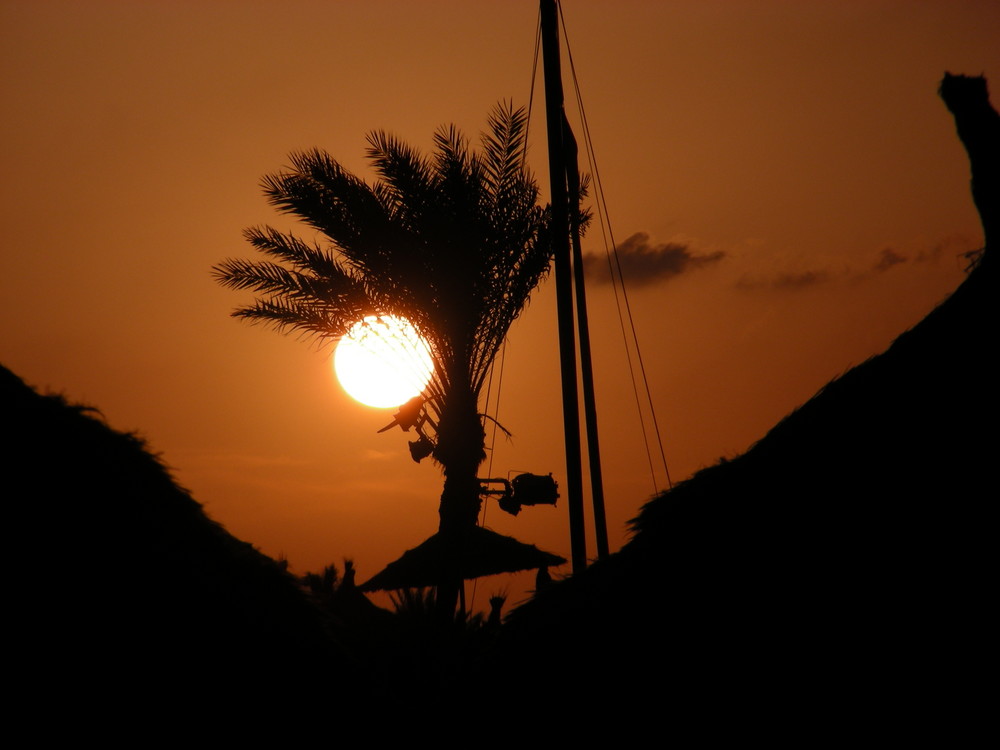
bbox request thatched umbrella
[360,526,566,592]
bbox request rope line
[557,2,673,491]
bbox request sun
[334,315,434,408]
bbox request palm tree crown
[214,103,552,478]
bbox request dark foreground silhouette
[3,365,371,717]
[493,250,993,730]
[6,75,994,732]
[4,256,989,728]
[2,363,506,722]
[491,74,997,733]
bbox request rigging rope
[480,338,509,524]
[473,2,677,609]
[471,337,507,612]
[525,12,542,171]
[470,14,546,614]
[556,2,673,492]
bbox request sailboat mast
[563,120,611,560]
[540,0,587,573]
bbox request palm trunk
[432,381,486,619]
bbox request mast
[540,0,609,570]
[541,0,586,573]
[564,118,610,560]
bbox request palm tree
[214,103,557,613]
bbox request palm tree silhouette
[214,103,558,614]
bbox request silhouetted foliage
[213,104,553,479]
[215,104,567,614]
[302,562,340,596]
[389,587,437,620]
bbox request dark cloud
[771,270,831,289]
[916,240,949,263]
[882,235,977,268]
[736,269,832,291]
[584,232,725,287]
[735,234,971,293]
[873,247,908,272]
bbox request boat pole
[563,117,610,560]
[540,0,587,573]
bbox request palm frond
[480,101,531,201]
[262,149,393,260]
[212,257,308,296]
[365,131,435,224]
[241,225,341,277]
[216,102,563,439]
[230,295,369,342]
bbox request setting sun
[333,315,434,408]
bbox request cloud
[738,242,937,291]
[584,232,725,287]
[871,236,980,273]
[873,247,908,273]
[736,269,832,291]
[772,270,832,289]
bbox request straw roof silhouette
[491,73,997,730]
[361,526,565,591]
[2,365,365,713]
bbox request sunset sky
[3,0,997,609]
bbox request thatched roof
[2,364,366,710]
[492,73,998,728]
[360,526,566,592]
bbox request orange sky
[3,0,997,610]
